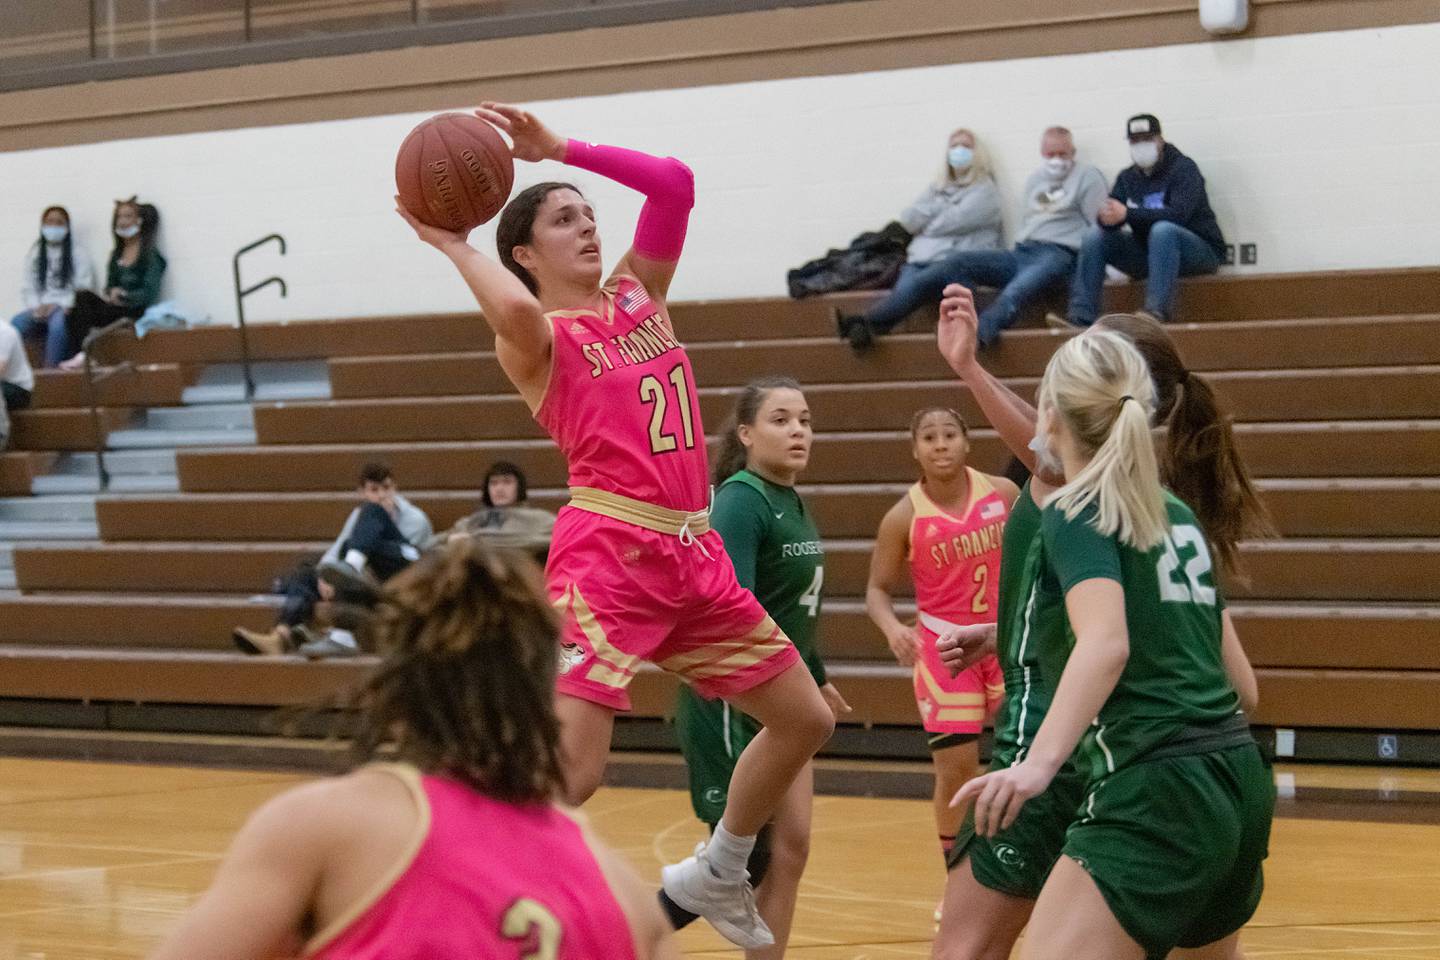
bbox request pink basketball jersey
[307,768,637,960]
[534,274,709,513]
[908,468,1009,627]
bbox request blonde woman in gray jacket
[837,129,1003,350]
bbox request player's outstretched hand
[819,682,853,721]
[937,283,980,377]
[394,197,469,252]
[884,624,920,667]
[951,761,1053,837]
[477,102,566,164]
[936,623,996,677]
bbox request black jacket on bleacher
[1109,142,1226,258]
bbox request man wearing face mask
[1051,114,1225,328]
[925,126,1107,348]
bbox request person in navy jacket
[1052,114,1225,327]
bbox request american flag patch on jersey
[981,500,1006,520]
[617,283,652,316]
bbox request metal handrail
[232,233,288,400]
[80,317,139,491]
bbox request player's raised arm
[554,139,694,300]
[937,284,1065,496]
[394,200,551,397]
[476,103,695,300]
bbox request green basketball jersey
[989,481,1058,766]
[710,470,826,684]
[1034,492,1239,783]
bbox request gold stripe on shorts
[915,660,987,706]
[556,583,643,689]
[658,617,789,678]
[569,486,710,537]
[936,706,987,722]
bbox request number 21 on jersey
[639,362,696,455]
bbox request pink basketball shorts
[547,507,800,712]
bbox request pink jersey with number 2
[534,273,709,513]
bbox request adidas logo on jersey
[926,523,941,538]
[570,322,586,334]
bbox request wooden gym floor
[2,757,1439,959]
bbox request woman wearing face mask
[836,129,1003,351]
[11,206,96,368]
[865,406,1016,881]
[59,198,166,369]
[662,376,850,960]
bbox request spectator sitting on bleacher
[835,128,1003,350]
[59,198,166,370]
[0,321,36,451]
[232,462,433,659]
[11,206,96,368]
[930,126,1107,348]
[1050,113,1225,329]
[433,461,556,557]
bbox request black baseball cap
[1126,114,1162,141]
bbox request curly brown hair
[346,538,564,804]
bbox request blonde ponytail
[1039,331,1168,552]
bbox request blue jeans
[1067,221,1221,324]
[939,241,1077,345]
[12,307,70,367]
[861,261,961,335]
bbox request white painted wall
[2,21,1438,325]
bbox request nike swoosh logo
[774,513,784,520]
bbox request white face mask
[1043,156,1074,180]
[41,225,68,243]
[1029,407,1066,478]
[115,224,141,239]
[1130,141,1160,169]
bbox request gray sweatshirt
[322,494,433,565]
[1014,163,1108,250]
[899,178,1004,264]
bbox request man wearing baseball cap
[1050,113,1225,327]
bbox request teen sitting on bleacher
[11,205,96,368]
[0,321,36,451]
[432,461,556,558]
[1050,113,1225,328]
[59,198,166,370]
[233,462,432,660]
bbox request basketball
[395,112,514,232]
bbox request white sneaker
[661,842,773,949]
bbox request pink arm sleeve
[563,139,694,262]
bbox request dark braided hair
[34,206,74,291]
[346,538,564,804]
[1094,312,1275,577]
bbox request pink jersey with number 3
[534,274,709,513]
[306,766,637,960]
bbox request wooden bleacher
[2,267,1439,760]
